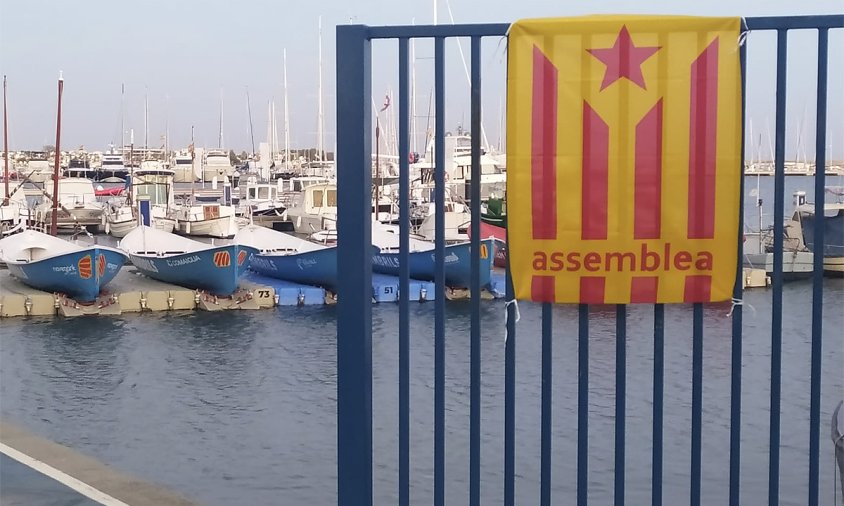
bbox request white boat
[34,177,103,232]
[105,166,177,237]
[412,132,506,202]
[98,150,129,182]
[415,200,472,243]
[170,151,197,183]
[175,202,239,238]
[283,182,337,234]
[24,159,52,183]
[202,150,234,182]
[239,177,286,216]
[0,187,29,235]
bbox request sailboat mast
[120,83,125,154]
[272,100,279,163]
[3,75,9,201]
[165,94,170,164]
[410,24,417,154]
[284,47,291,171]
[190,125,196,202]
[317,16,324,162]
[50,72,64,237]
[144,88,149,152]
[219,88,224,149]
[246,87,256,157]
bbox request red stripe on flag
[579,276,606,304]
[635,99,663,239]
[531,275,556,302]
[688,38,719,239]
[582,102,609,240]
[531,45,558,240]
[684,275,712,303]
[630,276,659,303]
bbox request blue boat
[0,229,127,302]
[235,225,374,290]
[371,236,495,288]
[119,226,257,296]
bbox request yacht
[34,177,103,232]
[171,151,197,183]
[203,150,234,182]
[98,150,129,182]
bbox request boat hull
[249,247,345,289]
[371,239,494,288]
[126,244,257,296]
[468,221,508,268]
[7,247,127,302]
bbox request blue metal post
[138,198,150,227]
[769,28,788,506]
[578,304,589,506]
[652,304,664,506]
[691,303,703,506]
[808,27,828,506]
[615,305,626,505]
[730,31,748,506]
[335,24,373,506]
[398,36,410,506]
[541,303,553,506]
[504,272,516,506]
[433,35,446,506]
[469,35,482,506]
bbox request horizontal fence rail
[335,14,844,506]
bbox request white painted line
[0,442,130,506]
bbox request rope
[727,297,756,318]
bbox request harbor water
[1,176,843,505]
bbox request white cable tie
[504,298,521,342]
[727,297,756,318]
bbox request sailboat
[0,74,127,303]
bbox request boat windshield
[135,183,168,206]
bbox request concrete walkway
[0,419,197,506]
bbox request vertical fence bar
[504,270,516,506]
[398,36,411,506]
[652,304,664,506]
[469,34,482,506]
[729,28,748,506]
[691,303,704,506]
[541,303,553,506]
[433,35,446,506]
[335,24,373,506]
[769,27,787,506]
[808,27,828,506]
[578,304,589,506]
[615,305,626,505]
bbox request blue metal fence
[335,14,844,506]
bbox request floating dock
[0,267,507,317]
[242,272,327,306]
[0,269,276,318]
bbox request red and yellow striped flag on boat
[507,15,743,304]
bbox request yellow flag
[506,15,743,304]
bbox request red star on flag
[587,25,661,91]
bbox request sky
[0,0,842,160]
